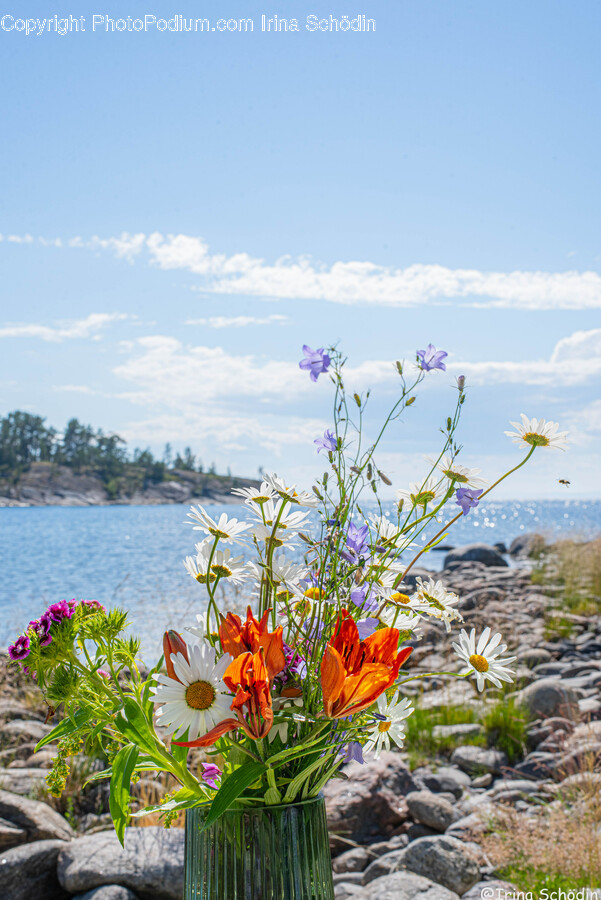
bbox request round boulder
[518,679,581,721]
[443,544,508,568]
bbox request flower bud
[456,375,466,391]
[163,630,189,682]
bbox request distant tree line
[0,411,217,493]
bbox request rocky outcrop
[0,462,259,508]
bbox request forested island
[0,411,259,507]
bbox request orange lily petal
[320,645,347,717]
[163,631,189,682]
[172,717,239,747]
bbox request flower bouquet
[8,344,567,900]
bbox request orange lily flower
[172,649,276,748]
[163,630,189,683]
[321,610,412,718]
[223,649,274,739]
[219,606,286,680]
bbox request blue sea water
[1,499,599,660]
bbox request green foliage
[202,762,268,830]
[497,866,592,894]
[480,697,528,764]
[109,743,139,845]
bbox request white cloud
[6,231,601,310]
[0,313,130,343]
[451,327,601,386]
[185,314,288,328]
[119,412,328,457]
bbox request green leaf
[131,786,201,818]
[115,697,161,757]
[202,762,267,831]
[109,743,139,846]
[35,708,93,752]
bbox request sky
[1,0,600,499]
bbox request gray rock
[451,745,508,775]
[471,773,493,788]
[333,871,365,886]
[0,719,53,743]
[363,871,460,900]
[520,648,552,667]
[332,846,371,873]
[401,835,481,894]
[518,679,581,721]
[57,827,184,899]
[73,889,139,900]
[406,790,458,832]
[444,544,509,568]
[335,884,367,900]
[0,838,67,900]
[0,788,74,842]
[0,767,48,795]
[509,533,545,557]
[463,882,518,900]
[0,816,27,850]
[432,723,483,739]
[324,751,419,852]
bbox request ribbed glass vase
[184,794,335,900]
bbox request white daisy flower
[184,612,209,642]
[150,640,233,741]
[369,515,401,546]
[452,627,517,691]
[183,541,249,585]
[186,505,251,544]
[264,474,318,508]
[431,454,488,489]
[379,592,423,634]
[397,476,446,509]
[271,554,308,587]
[231,481,277,506]
[505,414,568,451]
[364,694,414,758]
[411,577,463,632]
[252,500,311,545]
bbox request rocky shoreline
[0,463,260,508]
[1,536,599,899]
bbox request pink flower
[201,762,221,790]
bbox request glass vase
[184,794,335,900]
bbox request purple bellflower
[417,344,448,372]
[341,522,370,564]
[314,429,337,454]
[356,618,379,640]
[455,487,484,516]
[343,741,365,765]
[299,345,331,382]
[350,585,378,614]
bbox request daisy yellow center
[304,587,324,600]
[523,432,549,447]
[444,468,468,483]
[293,599,312,617]
[414,490,436,504]
[211,564,232,578]
[391,592,411,605]
[378,721,392,733]
[185,680,216,710]
[469,653,489,673]
[423,592,445,611]
[209,527,230,539]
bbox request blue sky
[1,0,600,498]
